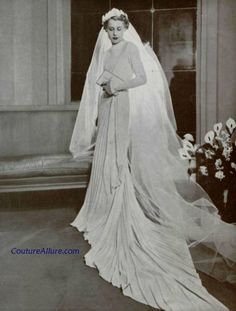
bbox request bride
[69,8,236,311]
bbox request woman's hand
[102,81,118,96]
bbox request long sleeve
[111,43,147,92]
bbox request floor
[0,189,235,311]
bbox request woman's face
[106,19,126,45]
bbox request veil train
[69,22,236,284]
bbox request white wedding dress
[70,24,236,311]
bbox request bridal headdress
[102,8,128,25]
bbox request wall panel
[0,0,72,157]
[197,0,236,141]
[218,0,236,122]
[0,109,77,157]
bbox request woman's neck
[111,39,125,48]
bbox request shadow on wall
[169,58,196,138]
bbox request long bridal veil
[69,23,236,283]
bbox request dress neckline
[111,39,127,50]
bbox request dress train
[71,89,229,311]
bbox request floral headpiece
[102,8,128,25]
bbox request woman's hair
[103,14,129,30]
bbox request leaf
[204,130,215,146]
[213,122,222,136]
[226,118,236,134]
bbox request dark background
[71,0,197,137]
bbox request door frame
[196,0,219,143]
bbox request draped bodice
[103,41,134,82]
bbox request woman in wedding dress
[69,8,236,311]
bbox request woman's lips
[113,37,118,40]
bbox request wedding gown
[70,40,232,311]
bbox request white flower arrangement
[215,170,225,181]
[179,118,236,183]
[199,166,208,176]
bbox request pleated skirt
[71,91,228,311]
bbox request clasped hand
[102,81,118,96]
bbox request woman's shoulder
[124,41,141,59]
[125,41,139,52]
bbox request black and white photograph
[0,1,235,310]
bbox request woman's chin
[111,38,123,45]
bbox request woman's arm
[103,43,147,95]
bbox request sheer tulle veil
[69,18,236,283]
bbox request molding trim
[197,0,219,143]
[0,175,88,193]
[0,103,79,112]
[47,0,71,106]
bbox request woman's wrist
[112,82,123,93]
[110,80,120,94]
